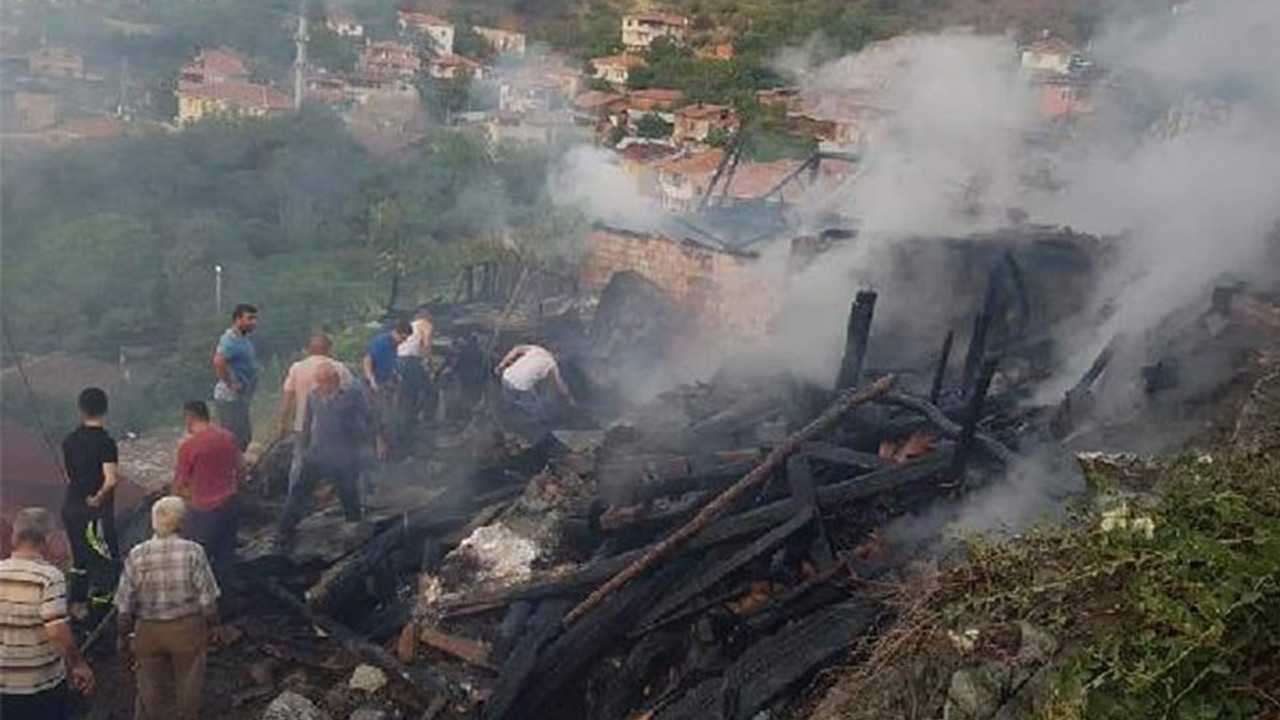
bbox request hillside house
[1038,75,1094,121]
[616,142,679,192]
[486,109,590,145]
[180,47,250,87]
[177,82,291,124]
[28,46,84,79]
[621,12,690,50]
[474,26,526,57]
[427,54,486,80]
[654,149,723,212]
[326,13,365,38]
[591,53,646,87]
[1020,36,1077,75]
[673,103,737,144]
[398,12,455,55]
[496,57,580,113]
[359,41,422,79]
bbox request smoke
[548,145,670,231]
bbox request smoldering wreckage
[84,206,1280,720]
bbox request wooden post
[836,291,877,389]
[950,355,999,479]
[929,329,954,404]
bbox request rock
[944,663,1010,720]
[1017,622,1058,665]
[348,664,388,693]
[263,691,329,720]
[348,709,390,720]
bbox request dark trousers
[279,460,361,533]
[0,682,70,720]
[184,498,238,586]
[394,357,430,454]
[61,502,119,607]
[216,399,252,451]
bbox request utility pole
[294,0,308,112]
[215,264,224,316]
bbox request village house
[1020,35,1078,75]
[427,54,486,80]
[1037,75,1094,121]
[177,81,292,124]
[615,142,679,193]
[580,225,780,339]
[573,89,628,136]
[621,12,690,50]
[619,87,684,134]
[673,103,738,144]
[326,13,365,39]
[308,71,413,108]
[591,53,647,87]
[359,41,422,79]
[474,26,527,57]
[398,11,455,55]
[27,46,84,79]
[496,56,580,113]
[486,109,590,146]
[654,149,723,212]
[180,47,250,87]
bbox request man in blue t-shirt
[212,303,259,451]
[361,319,411,395]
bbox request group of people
[0,302,578,719]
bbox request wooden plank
[420,625,495,670]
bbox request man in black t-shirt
[61,388,121,618]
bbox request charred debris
[201,225,1277,720]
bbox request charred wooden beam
[951,355,1000,479]
[564,376,895,626]
[420,625,495,670]
[788,455,834,570]
[635,507,814,632]
[798,441,886,472]
[877,392,1015,465]
[930,330,955,404]
[440,452,950,616]
[836,291,877,389]
[961,273,1002,397]
[483,599,572,720]
[652,599,881,720]
[265,580,460,706]
[503,559,692,720]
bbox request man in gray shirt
[277,364,378,541]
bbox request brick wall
[583,227,779,338]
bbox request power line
[1,309,68,480]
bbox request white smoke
[548,145,670,231]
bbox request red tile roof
[191,47,250,78]
[181,81,292,110]
[658,149,725,176]
[677,103,734,121]
[617,142,679,164]
[627,88,684,111]
[432,54,483,70]
[574,90,627,110]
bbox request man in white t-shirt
[392,313,433,456]
[276,334,355,489]
[495,344,576,418]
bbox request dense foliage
[0,110,570,427]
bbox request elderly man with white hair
[114,496,219,720]
[0,507,94,720]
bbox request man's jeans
[216,399,252,452]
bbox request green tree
[309,26,358,72]
[636,113,674,139]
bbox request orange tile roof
[677,103,734,121]
[617,142,679,164]
[181,82,292,110]
[433,54,483,70]
[191,47,250,78]
[627,88,684,110]
[574,90,626,110]
[658,149,725,176]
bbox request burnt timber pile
[211,226,1280,720]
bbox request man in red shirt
[172,401,242,585]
